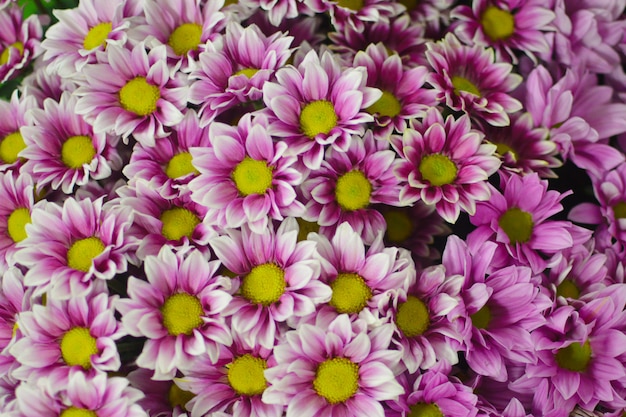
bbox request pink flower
[0,171,35,267]
[0,90,35,173]
[0,5,45,82]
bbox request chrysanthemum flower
[0,90,35,173]
[41,0,130,77]
[241,0,312,27]
[20,92,122,194]
[394,108,501,223]
[117,247,232,380]
[0,171,35,267]
[189,22,293,126]
[301,131,402,244]
[127,367,195,416]
[10,291,123,386]
[19,63,73,106]
[263,314,404,417]
[189,114,304,233]
[0,5,44,83]
[14,197,132,299]
[425,33,523,126]
[209,219,332,349]
[308,0,403,33]
[74,42,188,147]
[451,0,555,62]
[397,0,453,38]
[262,49,381,169]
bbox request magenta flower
[0,90,35,173]
[394,108,501,223]
[0,5,44,83]
[127,367,193,416]
[20,63,72,106]
[241,0,313,28]
[263,314,404,417]
[401,0,454,38]
[308,0,403,33]
[0,171,35,267]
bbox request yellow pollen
[168,383,195,410]
[313,357,359,404]
[83,22,113,50]
[232,157,273,196]
[300,100,338,139]
[235,68,260,78]
[119,76,160,116]
[329,273,372,314]
[161,293,204,336]
[60,327,98,369]
[471,304,492,330]
[227,354,268,396]
[168,23,203,56]
[0,42,24,65]
[419,154,458,187]
[296,218,320,241]
[7,207,30,243]
[481,6,515,41]
[407,402,444,417]
[555,340,592,373]
[383,209,413,243]
[499,207,534,244]
[160,207,200,241]
[336,0,364,10]
[241,263,285,306]
[60,407,98,417]
[452,75,481,97]
[556,279,580,299]
[335,170,372,211]
[67,237,105,272]
[613,202,626,219]
[0,131,26,164]
[61,135,96,169]
[165,152,199,179]
[366,90,402,118]
[396,296,430,338]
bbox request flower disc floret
[396,295,430,337]
[7,207,30,243]
[227,354,268,396]
[335,170,372,211]
[232,157,273,196]
[160,207,200,241]
[60,408,97,417]
[0,42,24,65]
[168,383,195,409]
[612,202,626,219]
[67,237,105,272]
[470,304,492,330]
[165,152,199,179]
[480,6,515,41]
[161,293,204,336]
[366,90,402,118]
[329,272,372,314]
[313,357,360,404]
[83,22,112,50]
[556,279,580,299]
[498,207,533,243]
[452,76,481,97]
[419,154,458,186]
[61,135,96,169]
[119,76,160,117]
[241,263,286,306]
[555,340,592,373]
[60,327,98,369]
[0,131,25,164]
[408,403,444,417]
[300,100,338,139]
[168,23,203,56]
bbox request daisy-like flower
[20,92,122,194]
[0,171,35,267]
[127,367,195,416]
[396,0,454,38]
[14,197,132,299]
[10,291,123,386]
[394,107,501,223]
[263,314,404,417]
[209,219,332,349]
[189,114,304,233]
[301,131,402,244]
[262,49,381,169]
[307,0,403,33]
[188,22,293,126]
[116,247,232,380]
[451,0,555,62]
[241,0,312,27]
[74,42,188,147]
[0,90,35,173]
[425,33,523,126]
[0,4,44,83]
[41,0,130,77]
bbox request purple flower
[0,5,44,83]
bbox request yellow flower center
[235,68,260,78]
[494,142,518,161]
[396,296,430,337]
[336,0,364,10]
[0,42,24,65]
[241,263,285,306]
[0,131,26,164]
[61,135,96,169]
[556,279,580,299]
[480,6,515,41]
[119,76,160,116]
[471,304,492,330]
[555,340,592,373]
[613,201,626,219]
[11,322,18,338]
[7,207,31,243]
[160,207,200,241]
[165,152,199,179]
[161,293,204,336]
[398,0,417,11]
[296,218,320,241]
[232,157,273,196]
[83,22,113,50]
[329,273,372,314]
[60,407,98,417]
[168,23,203,56]
[313,357,359,404]
[498,207,534,244]
[67,237,105,272]
[452,75,481,97]
[168,382,195,410]
[227,354,268,396]
[300,100,338,139]
[408,402,444,417]
[383,209,413,243]
[419,154,458,187]
[366,90,402,118]
[60,327,98,369]
[335,170,372,211]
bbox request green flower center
[165,152,199,179]
[396,296,430,337]
[160,207,200,241]
[296,218,320,241]
[119,76,160,116]
[0,42,24,65]
[241,263,285,306]
[60,327,98,369]
[498,207,534,244]
[471,304,492,330]
[366,90,402,118]
[60,407,98,417]
[227,354,268,396]
[232,157,273,196]
[481,6,515,41]
[168,23,203,56]
[383,209,413,243]
[452,75,481,97]
[556,279,580,299]
[336,0,364,10]
[408,403,444,417]
[313,357,359,404]
[161,292,204,336]
[61,135,96,169]
[398,0,417,11]
[168,382,194,410]
[83,22,112,50]
[419,154,458,187]
[335,170,372,211]
[329,273,372,314]
[67,237,105,272]
[0,131,26,164]
[300,100,338,139]
[7,207,30,243]
[613,201,626,219]
[235,68,260,78]
[555,340,592,372]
